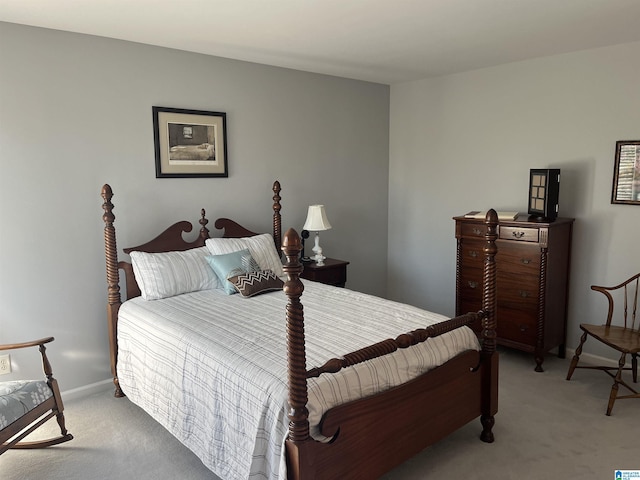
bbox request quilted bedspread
[117,280,480,480]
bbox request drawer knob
[472,228,482,236]
[470,250,478,258]
[521,258,531,264]
[512,231,525,239]
[468,281,479,289]
[519,291,529,298]
[519,325,528,332]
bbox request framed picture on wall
[611,140,640,205]
[153,106,228,178]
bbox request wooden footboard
[281,210,499,480]
[287,351,496,479]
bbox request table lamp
[302,205,332,265]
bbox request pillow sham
[205,233,283,277]
[206,248,262,295]
[130,246,220,300]
[228,270,284,298]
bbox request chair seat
[0,380,53,429]
[580,324,640,354]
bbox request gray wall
[3,20,637,390]
[389,41,640,362]
[0,23,390,390]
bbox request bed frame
[101,180,499,480]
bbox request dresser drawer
[459,222,488,238]
[457,262,483,328]
[458,295,483,333]
[459,241,485,268]
[458,262,483,290]
[497,308,537,346]
[499,226,539,243]
[497,243,540,271]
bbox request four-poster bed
[101,180,499,479]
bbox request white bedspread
[117,280,480,480]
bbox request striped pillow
[130,246,220,300]
[228,270,284,297]
[205,233,283,277]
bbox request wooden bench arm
[0,337,54,351]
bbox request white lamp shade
[302,205,332,231]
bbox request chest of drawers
[454,214,574,371]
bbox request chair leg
[633,353,637,383]
[606,352,627,416]
[55,410,69,437]
[566,331,588,380]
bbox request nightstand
[301,258,349,287]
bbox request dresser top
[453,213,574,227]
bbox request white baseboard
[62,378,113,402]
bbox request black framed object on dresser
[528,169,560,221]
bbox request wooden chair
[0,337,73,454]
[566,273,640,415]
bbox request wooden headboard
[101,181,282,302]
[100,180,282,396]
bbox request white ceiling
[2,0,640,84]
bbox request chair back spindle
[627,277,638,331]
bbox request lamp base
[311,232,325,265]
[312,254,326,266]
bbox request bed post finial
[481,209,498,354]
[102,184,121,309]
[273,181,282,254]
[101,184,124,397]
[480,208,498,442]
[282,228,310,443]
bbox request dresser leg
[534,353,544,372]
[557,343,566,359]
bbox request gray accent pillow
[228,270,284,297]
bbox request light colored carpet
[1,348,637,479]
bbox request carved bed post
[281,228,310,445]
[273,181,282,251]
[480,209,498,442]
[101,184,124,397]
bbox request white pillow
[205,233,283,277]
[130,246,220,300]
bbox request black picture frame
[153,106,228,178]
[611,140,640,205]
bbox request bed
[169,142,215,161]
[101,180,499,480]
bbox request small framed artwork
[153,106,228,178]
[611,140,640,205]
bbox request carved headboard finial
[199,208,209,240]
